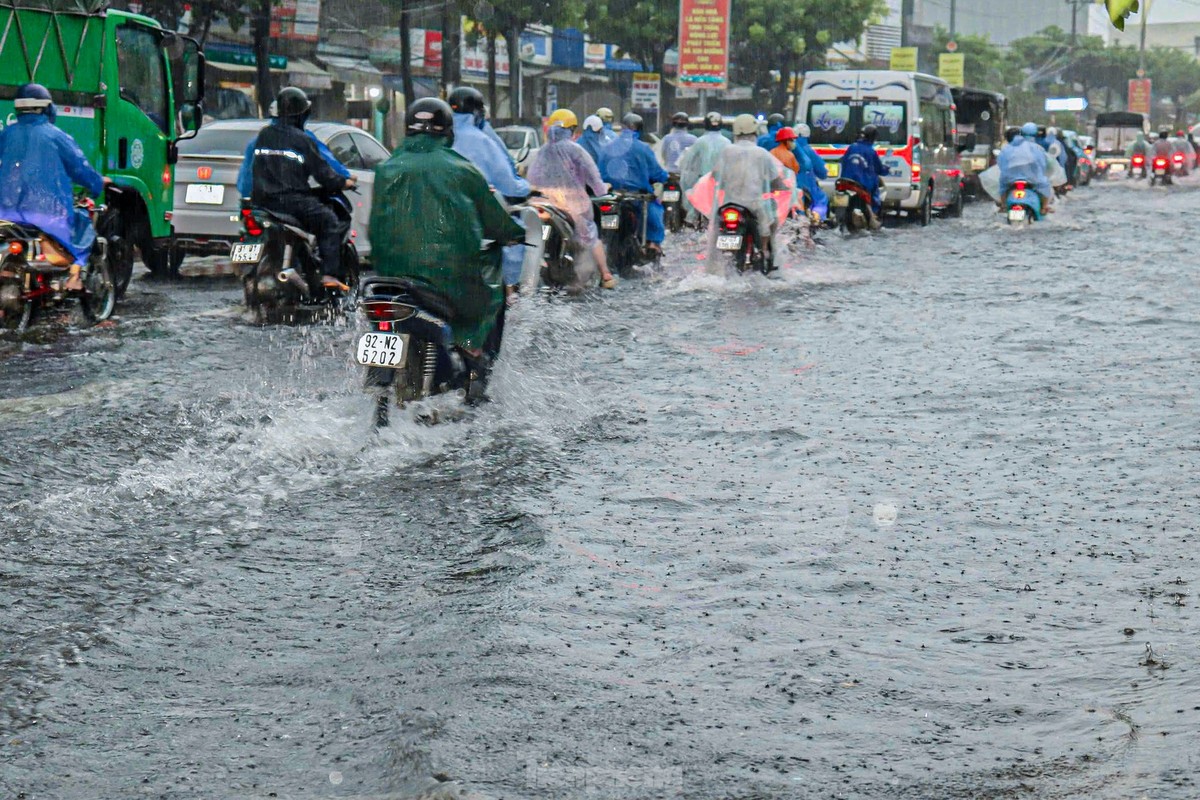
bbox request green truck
[0,0,204,290]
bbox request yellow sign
[890,47,918,72]
[939,53,965,87]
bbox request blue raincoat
[757,123,782,150]
[659,129,697,172]
[599,129,669,244]
[479,119,520,178]
[451,112,531,284]
[579,128,604,166]
[0,114,106,263]
[840,140,890,214]
[237,124,350,198]
[998,135,1051,201]
[794,134,829,218]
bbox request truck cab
[1092,111,1149,179]
[0,0,204,288]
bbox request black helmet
[622,112,644,133]
[767,113,785,127]
[1036,125,1047,138]
[1159,129,1172,141]
[671,111,689,127]
[704,111,723,131]
[1004,126,1020,143]
[861,124,878,143]
[406,97,454,137]
[14,83,53,114]
[276,87,311,118]
[448,86,486,118]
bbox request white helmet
[732,113,758,137]
[1046,126,1059,137]
[583,114,603,133]
[796,123,811,138]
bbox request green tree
[1146,46,1200,128]
[583,0,678,77]
[730,0,886,112]
[930,28,1020,92]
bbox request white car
[495,125,542,174]
[171,119,391,272]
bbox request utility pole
[901,0,914,47]
[949,0,956,38]
[1066,0,1090,47]
[1139,0,1152,75]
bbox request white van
[796,70,964,224]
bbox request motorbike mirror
[517,144,530,162]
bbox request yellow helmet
[596,107,614,123]
[547,108,579,129]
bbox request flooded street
[2,181,1197,799]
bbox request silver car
[171,119,390,270]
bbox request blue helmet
[14,83,55,121]
[1020,122,1038,138]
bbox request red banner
[678,0,730,89]
[1128,79,1152,116]
[425,30,443,71]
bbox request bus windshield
[806,100,907,146]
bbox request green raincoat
[370,135,523,350]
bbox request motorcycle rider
[709,113,791,272]
[448,86,532,291]
[369,98,523,365]
[678,111,730,226]
[757,113,786,150]
[839,124,891,229]
[595,107,617,144]
[769,127,808,213]
[658,111,697,172]
[0,83,110,291]
[793,123,830,222]
[246,87,357,289]
[1152,128,1174,172]
[998,122,1051,215]
[1056,128,1079,185]
[579,115,606,166]
[527,109,618,290]
[1126,131,1149,176]
[598,112,669,256]
[236,99,351,200]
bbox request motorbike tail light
[7,241,22,255]
[598,203,614,214]
[240,207,263,237]
[721,208,741,231]
[1013,181,1027,191]
[1133,155,1145,166]
[363,301,415,322]
[1173,153,1184,163]
[1155,157,1168,168]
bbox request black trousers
[269,195,346,279]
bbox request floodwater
[1,181,1197,799]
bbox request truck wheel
[947,186,964,218]
[96,208,134,298]
[919,188,933,227]
[141,239,175,279]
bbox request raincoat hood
[547,125,574,144]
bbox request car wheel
[947,184,964,218]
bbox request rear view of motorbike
[1004,180,1040,225]
[234,194,359,324]
[662,174,685,234]
[1150,156,1173,187]
[833,178,874,234]
[0,203,116,333]
[714,204,772,275]
[595,191,660,278]
[356,278,481,428]
[529,200,580,290]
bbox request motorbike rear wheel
[80,258,116,324]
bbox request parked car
[171,119,390,272]
[797,69,965,225]
[495,125,542,175]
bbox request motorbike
[527,198,580,291]
[356,274,494,429]
[1129,153,1147,180]
[661,173,685,234]
[0,190,118,332]
[594,191,660,278]
[233,189,361,323]
[1150,155,1173,187]
[714,204,773,275]
[832,178,874,234]
[1004,180,1040,225]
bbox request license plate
[356,332,409,369]
[541,224,551,240]
[832,194,849,208]
[185,183,225,205]
[662,190,681,202]
[826,163,840,177]
[601,215,619,230]
[1111,164,1126,172]
[1008,207,1027,222]
[1155,168,1167,175]
[972,158,987,171]
[716,235,743,250]
[230,243,263,263]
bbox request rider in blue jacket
[448,87,531,286]
[578,116,606,166]
[757,113,785,150]
[599,113,669,254]
[236,98,351,197]
[840,124,890,219]
[0,83,108,289]
[793,123,830,221]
